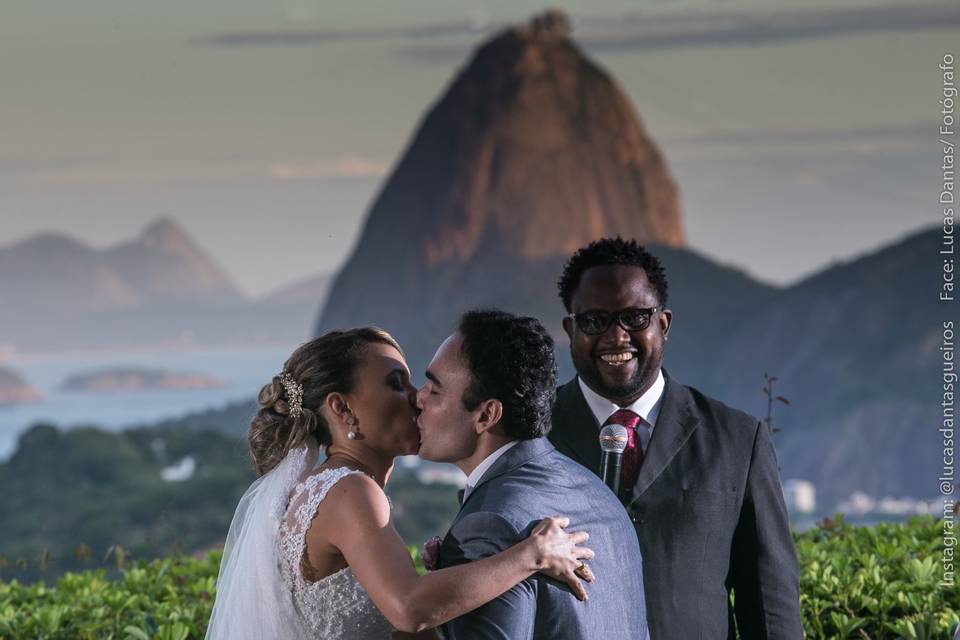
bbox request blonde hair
[248,327,402,476]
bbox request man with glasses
[548,238,802,640]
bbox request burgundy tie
[604,409,644,493]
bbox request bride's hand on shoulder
[526,516,595,601]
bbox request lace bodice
[277,466,394,639]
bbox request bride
[206,327,594,639]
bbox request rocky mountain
[0,217,242,317]
[0,218,329,352]
[101,218,244,305]
[318,12,684,360]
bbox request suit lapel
[550,378,602,475]
[626,370,700,505]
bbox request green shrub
[1,517,957,639]
[0,552,219,640]
[795,515,959,639]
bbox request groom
[416,309,649,639]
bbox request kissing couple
[206,309,649,639]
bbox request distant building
[397,455,421,469]
[835,490,940,516]
[837,491,877,515]
[416,466,467,487]
[782,479,816,513]
[877,496,929,515]
[161,456,196,482]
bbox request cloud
[0,154,390,185]
[660,122,930,161]
[662,122,928,148]
[578,2,960,52]
[268,156,389,180]
[398,2,960,61]
[0,160,267,187]
[194,20,491,47]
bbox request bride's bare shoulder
[314,468,391,529]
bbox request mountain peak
[139,216,195,251]
[339,13,683,271]
[112,216,242,301]
[517,9,572,41]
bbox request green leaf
[123,626,151,640]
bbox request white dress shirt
[462,440,520,502]
[578,368,666,453]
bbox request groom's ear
[562,315,574,342]
[474,398,504,435]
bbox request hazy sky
[1,0,956,296]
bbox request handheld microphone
[599,424,629,496]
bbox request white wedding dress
[205,438,394,640]
[278,466,395,638]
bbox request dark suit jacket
[548,371,803,640]
[437,437,649,640]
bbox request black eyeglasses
[566,307,661,335]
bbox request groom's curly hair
[457,309,557,440]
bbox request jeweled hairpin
[279,372,303,418]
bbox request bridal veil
[205,437,320,639]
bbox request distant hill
[147,398,258,437]
[249,273,335,340]
[0,366,41,406]
[708,228,942,504]
[0,217,242,316]
[0,218,331,353]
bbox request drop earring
[346,413,362,440]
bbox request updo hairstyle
[248,327,401,476]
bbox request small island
[60,367,226,393]
[0,366,42,406]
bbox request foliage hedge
[1,516,957,639]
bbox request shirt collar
[463,440,520,500]
[577,368,666,429]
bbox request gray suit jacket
[438,437,649,640]
[549,371,803,640]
